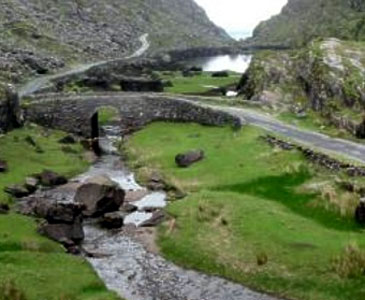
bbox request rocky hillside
[246,0,365,48]
[0,0,233,85]
[238,38,365,137]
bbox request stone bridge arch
[24,93,243,139]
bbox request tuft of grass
[0,280,26,300]
[332,242,365,278]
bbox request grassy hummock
[0,125,119,300]
[126,122,365,300]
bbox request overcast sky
[194,0,288,38]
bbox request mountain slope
[247,0,365,48]
[0,0,233,84]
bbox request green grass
[160,71,241,94]
[0,125,119,300]
[0,124,89,203]
[97,106,119,126]
[126,122,365,300]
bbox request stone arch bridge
[24,92,243,139]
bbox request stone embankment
[24,93,243,137]
[263,135,365,176]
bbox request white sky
[194,0,288,36]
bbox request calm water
[187,54,252,73]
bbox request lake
[186,54,252,73]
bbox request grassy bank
[159,71,241,95]
[126,122,365,300]
[0,125,119,300]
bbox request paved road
[18,34,150,98]
[215,105,365,163]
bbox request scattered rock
[140,210,165,227]
[175,150,205,168]
[24,177,39,193]
[100,212,124,229]
[120,203,138,213]
[0,203,10,214]
[4,184,30,198]
[189,66,203,72]
[34,170,68,187]
[147,172,166,191]
[45,203,84,224]
[0,160,8,173]
[120,77,164,92]
[355,198,365,225]
[39,219,84,244]
[182,70,193,77]
[212,71,229,77]
[74,175,125,217]
[58,135,76,144]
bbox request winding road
[214,105,365,163]
[18,34,150,98]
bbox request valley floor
[126,122,365,300]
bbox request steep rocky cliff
[247,0,365,48]
[0,0,233,85]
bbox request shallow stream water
[36,125,278,300]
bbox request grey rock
[175,150,205,168]
[100,212,124,229]
[24,177,39,193]
[4,184,30,198]
[0,160,8,172]
[0,203,9,214]
[39,218,84,243]
[34,170,68,187]
[74,175,125,217]
[140,210,165,227]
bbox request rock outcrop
[238,38,365,137]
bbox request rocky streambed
[18,126,279,300]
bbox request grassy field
[159,71,241,94]
[126,122,365,300]
[0,125,119,300]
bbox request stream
[40,125,279,300]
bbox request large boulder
[34,170,67,187]
[34,202,85,246]
[175,150,205,168]
[74,175,125,217]
[39,219,84,244]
